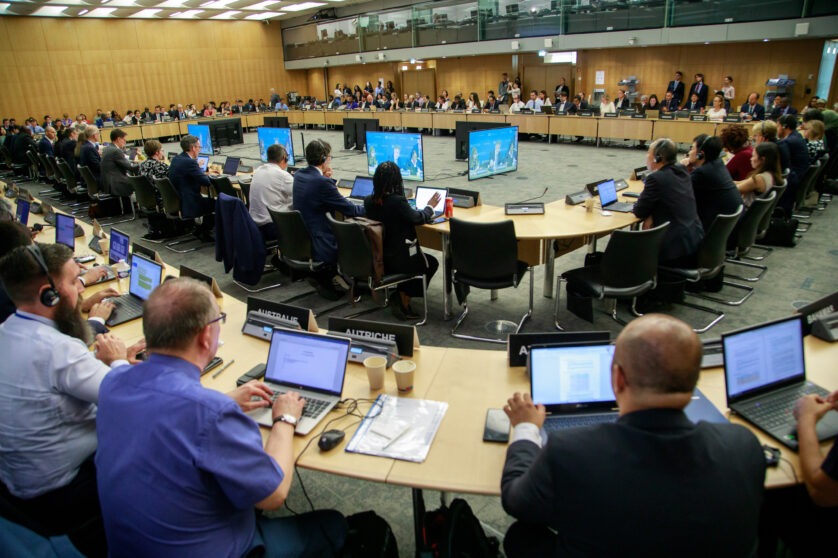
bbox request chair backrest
[810,153,830,193]
[77,165,100,196]
[239,180,251,208]
[0,145,12,165]
[46,156,61,182]
[733,191,775,256]
[327,213,373,281]
[794,161,819,208]
[128,175,159,212]
[755,179,785,235]
[449,218,519,281]
[55,159,79,192]
[36,153,53,179]
[601,222,670,288]
[269,209,316,265]
[25,150,39,172]
[209,175,239,200]
[697,206,743,273]
[154,177,183,217]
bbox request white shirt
[248,163,294,226]
[0,311,126,498]
[600,101,616,113]
[705,107,727,121]
[509,101,525,113]
[524,98,543,112]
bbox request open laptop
[219,156,241,183]
[247,328,351,435]
[414,186,448,218]
[722,315,838,450]
[105,254,163,327]
[15,199,30,226]
[55,213,79,253]
[108,228,130,266]
[348,175,374,205]
[597,179,635,213]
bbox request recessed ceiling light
[202,0,235,8]
[130,8,162,17]
[79,8,89,15]
[85,7,117,16]
[210,10,241,19]
[156,0,185,8]
[282,2,326,12]
[241,1,278,10]
[244,11,283,19]
[33,6,69,16]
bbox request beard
[54,296,93,346]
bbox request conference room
[2,1,838,556]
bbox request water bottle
[115,259,130,292]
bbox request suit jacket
[567,101,588,115]
[614,96,632,111]
[101,144,134,197]
[633,163,704,263]
[770,105,798,120]
[292,166,364,264]
[502,409,765,557]
[662,98,680,112]
[779,131,810,193]
[56,139,78,177]
[684,100,704,112]
[37,137,54,157]
[690,159,744,231]
[168,152,211,219]
[555,85,570,99]
[739,102,765,121]
[666,80,685,103]
[363,194,433,273]
[688,81,709,107]
[484,99,501,112]
[78,141,101,178]
[11,134,36,165]
[214,193,265,285]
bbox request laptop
[414,186,448,218]
[597,179,635,213]
[15,199,30,225]
[197,155,210,172]
[247,328,351,435]
[348,175,374,205]
[222,156,241,176]
[105,254,163,327]
[108,228,130,266]
[55,213,77,251]
[722,315,838,449]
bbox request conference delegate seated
[740,92,766,121]
[598,94,615,114]
[776,114,810,214]
[661,91,680,113]
[11,126,37,166]
[100,128,136,198]
[683,92,704,113]
[705,95,727,121]
[483,92,501,113]
[509,94,525,113]
[735,142,782,208]
[76,126,102,180]
[802,119,827,164]
[719,125,754,181]
[249,144,293,243]
[770,96,798,120]
[168,134,215,242]
[363,162,439,320]
[685,135,743,232]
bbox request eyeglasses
[206,312,226,327]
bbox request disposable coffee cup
[392,360,416,393]
[584,197,594,213]
[363,356,387,391]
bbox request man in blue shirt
[95,278,346,557]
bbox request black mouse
[318,429,345,452]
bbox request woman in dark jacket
[363,162,439,320]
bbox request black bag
[760,217,799,247]
[423,498,499,558]
[342,510,399,558]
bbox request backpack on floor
[423,498,499,558]
[342,510,398,558]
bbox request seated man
[740,92,766,121]
[509,94,525,114]
[501,314,765,557]
[685,134,743,232]
[249,144,293,243]
[770,96,798,120]
[168,134,215,241]
[95,278,347,557]
[776,114,809,215]
[38,126,56,157]
[100,128,136,199]
[661,90,680,113]
[0,242,143,556]
[292,140,364,299]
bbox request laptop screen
[15,199,30,225]
[55,213,75,250]
[598,179,618,206]
[265,329,350,396]
[529,343,616,408]
[350,176,374,198]
[722,315,806,401]
[109,228,130,265]
[223,156,240,175]
[128,254,163,301]
[415,186,447,214]
[197,155,210,172]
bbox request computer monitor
[366,131,424,182]
[15,199,30,226]
[186,124,213,155]
[109,228,130,265]
[257,127,295,166]
[468,126,518,181]
[55,213,75,250]
[222,156,241,175]
[343,118,380,152]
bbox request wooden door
[401,69,436,99]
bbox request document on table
[346,394,447,463]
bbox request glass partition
[564,0,666,34]
[415,1,478,47]
[670,0,804,26]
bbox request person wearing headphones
[684,134,743,232]
[0,242,144,556]
[292,139,365,299]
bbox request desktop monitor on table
[366,131,424,182]
[468,126,519,181]
[186,124,213,156]
[257,127,295,166]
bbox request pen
[212,359,235,379]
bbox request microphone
[514,187,548,204]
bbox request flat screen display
[15,199,30,225]
[186,124,213,156]
[468,126,518,181]
[109,228,130,265]
[55,213,75,250]
[257,127,295,166]
[366,132,424,182]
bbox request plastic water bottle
[115,259,130,292]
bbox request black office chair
[154,176,205,253]
[0,145,28,178]
[661,207,743,333]
[127,175,167,243]
[449,218,532,342]
[557,222,669,329]
[747,180,786,261]
[327,213,428,325]
[791,161,821,232]
[208,175,240,200]
[25,151,43,184]
[239,180,252,208]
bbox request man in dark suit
[11,126,37,168]
[567,95,589,143]
[687,135,743,231]
[661,91,679,113]
[77,126,102,182]
[554,77,570,100]
[683,92,704,112]
[777,114,810,214]
[666,70,686,105]
[100,128,135,198]
[633,138,704,266]
[169,134,214,241]
[770,96,798,120]
[38,126,56,157]
[614,89,632,111]
[739,92,766,121]
[687,73,709,108]
[501,314,765,558]
[292,140,364,298]
[554,92,570,114]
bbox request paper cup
[392,360,416,393]
[363,356,387,391]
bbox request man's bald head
[143,278,216,352]
[614,314,701,395]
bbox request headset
[695,135,712,161]
[26,244,60,308]
[308,139,329,166]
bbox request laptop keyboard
[544,414,617,432]
[270,391,331,419]
[106,295,144,325]
[746,384,829,430]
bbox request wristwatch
[273,414,298,427]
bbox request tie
[696,84,701,94]
[749,105,753,115]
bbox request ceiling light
[156,0,185,8]
[79,8,89,15]
[33,6,69,16]
[170,9,203,18]
[282,2,326,12]
[241,1,277,10]
[0,3,9,11]
[202,0,236,8]
[130,8,162,17]
[101,0,110,4]
[210,10,241,19]
[85,7,117,16]
[244,11,282,19]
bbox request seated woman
[719,125,753,181]
[735,142,782,208]
[598,94,615,114]
[647,94,660,111]
[467,92,481,112]
[705,95,727,121]
[802,119,826,164]
[363,162,439,320]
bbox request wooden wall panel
[435,54,512,100]
[0,17,307,121]
[327,62,398,97]
[307,68,326,101]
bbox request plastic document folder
[346,394,447,463]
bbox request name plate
[507,331,611,367]
[723,115,742,123]
[579,111,593,117]
[659,114,675,120]
[245,296,317,334]
[690,115,708,122]
[328,317,419,357]
[179,265,223,298]
[631,113,647,119]
[603,112,618,118]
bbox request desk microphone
[514,187,548,205]
[32,223,52,232]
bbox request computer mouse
[318,429,345,452]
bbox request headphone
[653,138,675,164]
[309,139,329,165]
[695,135,711,161]
[26,244,60,308]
